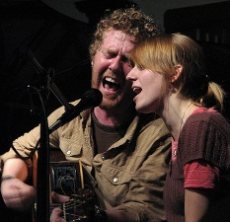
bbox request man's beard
[99,91,135,112]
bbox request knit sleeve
[178,112,230,171]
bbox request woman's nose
[126,69,136,81]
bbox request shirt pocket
[59,137,83,157]
[99,163,132,205]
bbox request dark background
[164,1,230,119]
[0,0,229,221]
[0,0,138,154]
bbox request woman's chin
[136,105,152,114]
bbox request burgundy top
[164,109,230,222]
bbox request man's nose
[108,57,122,73]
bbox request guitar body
[50,161,97,222]
[33,149,98,222]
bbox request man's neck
[93,106,135,127]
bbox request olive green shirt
[1,100,171,222]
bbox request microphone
[49,88,102,133]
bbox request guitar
[50,160,97,222]
[33,149,99,222]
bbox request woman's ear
[170,64,183,83]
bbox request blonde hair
[130,33,225,111]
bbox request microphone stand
[36,79,74,222]
[29,51,72,222]
[36,96,50,222]
[28,51,102,222]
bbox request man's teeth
[103,77,120,88]
[105,77,116,83]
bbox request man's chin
[100,97,134,112]
[99,101,118,110]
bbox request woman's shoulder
[179,108,230,170]
[187,108,230,130]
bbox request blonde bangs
[130,42,148,69]
[131,36,177,77]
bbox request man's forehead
[101,29,136,53]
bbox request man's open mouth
[102,77,121,90]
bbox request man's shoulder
[135,114,171,154]
[139,114,169,135]
[136,114,171,150]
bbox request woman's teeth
[132,87,142,94]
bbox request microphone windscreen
[81,88,102,107]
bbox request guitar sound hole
[51,163,79,195]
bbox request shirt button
[66,150,71,155]
[113,177,118,183]
[101,155,105,160]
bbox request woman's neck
[162,96,197,140]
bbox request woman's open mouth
[132,86,142,95]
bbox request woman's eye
[127,60,135,68]
[137,64,144,70]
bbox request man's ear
[170,64,183,83]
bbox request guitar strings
[50,201,90,220]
